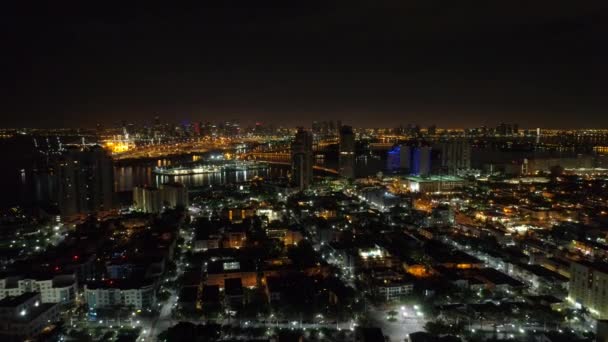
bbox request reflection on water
[157,159,173,167]
[114,164,288,192]
[115,165,155,192]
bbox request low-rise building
[425,205,455,227]
[358,186,400,210]
[84,279,156,310]
[224,278,244,308]
[403,175,466,193]
[0,274,77,305]
[0,292,60,342]
[374,278,414,301]
[474,268,525,292]
[194,233,222,252]
[512,263,569,293]
[266,227,303,246]
[205,260,258,288]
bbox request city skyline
[3,120,608,131]
[3,3,608,342]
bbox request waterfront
[113,161,288,192]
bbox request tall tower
[53,146,114,216]
[339,125,355,179]
[435,140,471,175]
[400,144,431,176]
[291,127,313,190]
[411,146,431,176]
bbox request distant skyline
[2,2,608,128]
[3,118,606,130]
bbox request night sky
[2,1,608,128]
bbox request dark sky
[2,1,608,128]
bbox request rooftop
[477,268,524,287]
[201,285,220,302]
[0,292,38,307]
[224,278,243,296]
[85,278,154,290]
[573,260,608,274]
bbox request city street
[367,305,426,342]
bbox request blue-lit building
[387,144,431,176]
[410,146,431,175]
[386,145,401,171]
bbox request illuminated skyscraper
[386,145,401,171]
[133,186,162,213]
[411,146,431,175]
[339,125,355,179]
[291,127,313,190]
[399,144,431,176]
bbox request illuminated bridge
[239,152,339,175]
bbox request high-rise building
[400,145,412,171]
[399,145,431,176]
[328,121,336,135]
[497,123,507,136]
[495,123,520,136]
[311,121,321,135]
[202,122,214,137]
[386,145,401,171]
[133,186,162,213]
[53,146,114,216]
[223,121,240,136]
[321,121,329,136]
[160,182,189,208]
[569,261,608,319]
[291,127,313,190]
[411,146,431,175]
[133,182,188,213]
[339,125,355,179]
[434,140,471,174]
